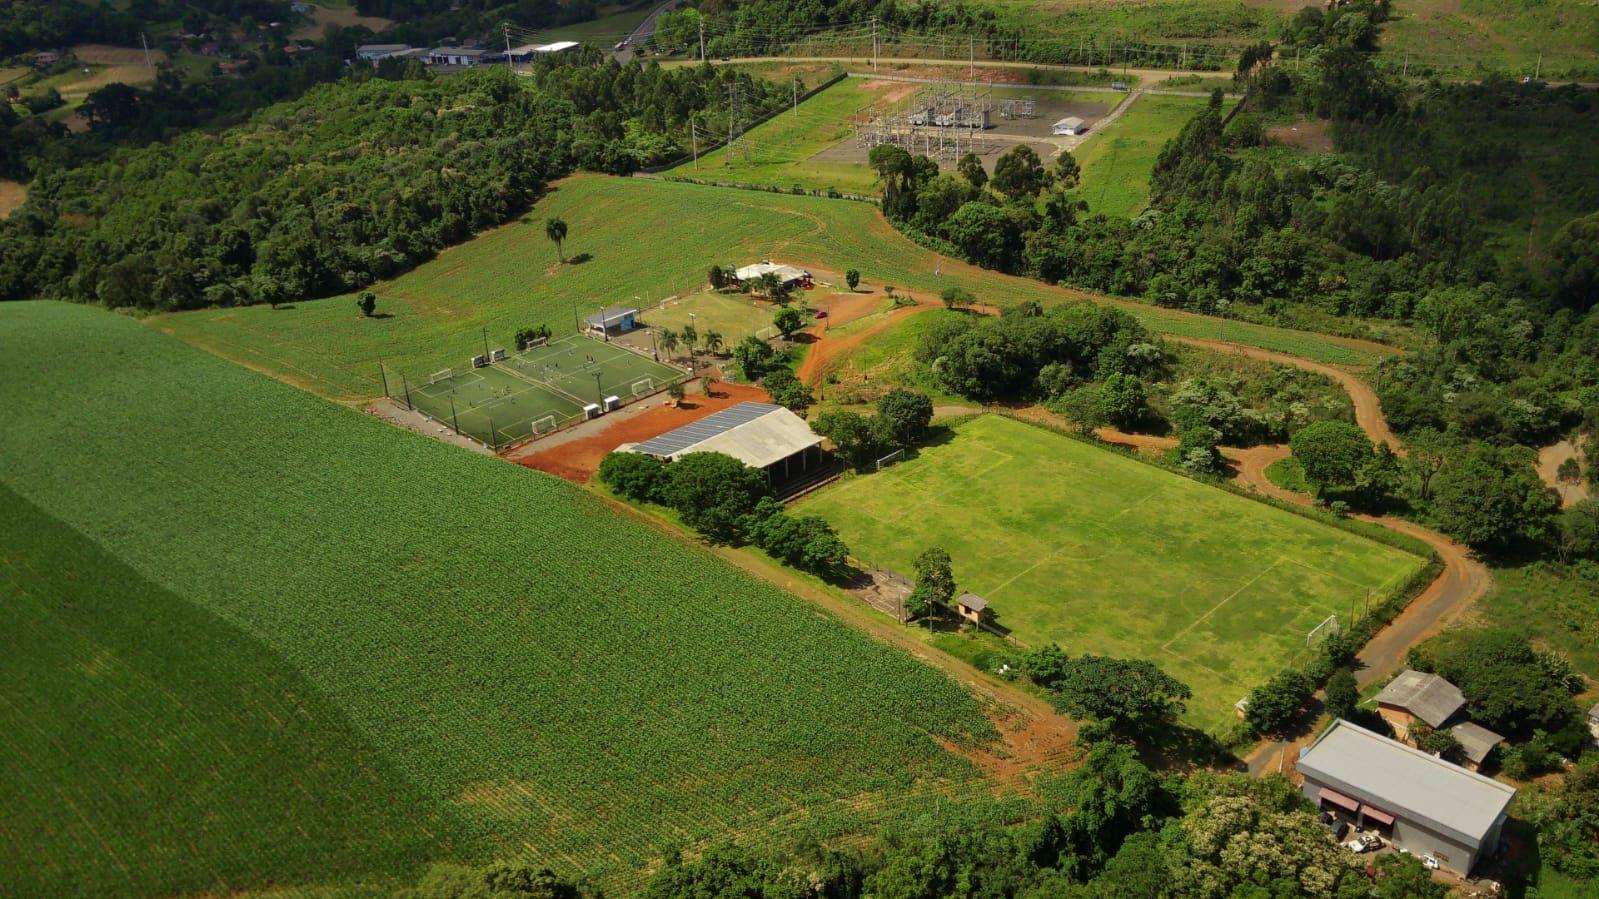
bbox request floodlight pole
[594,372,604,402]
[488,413,497,451]
[482,327,491,360]
[378,359,390,398]
[449,394,461,435]
[401,372,413,410]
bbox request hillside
[0,301,997,895]
[157,175,1390,404]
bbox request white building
[1052,116,1087,136]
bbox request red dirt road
[507,382,770,482]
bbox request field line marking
[1106,487,1162,521]
[1282,556,1372,590]
[1160,556,1285,652]
[1160,645,1251,691]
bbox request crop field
[0,301,998,895]
[400,334,684,447]
[1074,93,1223,217]
[800,415,1429,731]
[536,2,656,44]
[1378,0,1599,80]
[156,177,1388,403]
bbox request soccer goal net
[531,414,558,435]
[631,377,654,397]
[523,336,549,351]
[876,448,905,471]
[1306,614,1340,647]
[429,368,453,386]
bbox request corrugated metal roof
[1375,669,1466,728]
[583,306,637,327]
[632,402,820,468]
[734,262,808,283]
[1449,722,1504,764]
[1298,720,1515,846]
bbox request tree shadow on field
[567,252,592,265]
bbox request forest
[0,58,785,309]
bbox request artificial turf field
[157,177,1391,404]
[404,334,683,446]
[800,415,1429,731]
[0,301,997,896]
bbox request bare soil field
[291,4,395,40]
[68,45,166,91]
[1267,119,1335,153]
[0,180,26,219]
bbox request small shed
[1448,721,1504,771]
[1375,669,1466,739]
[954,592,989,626]
[1052,116,1087,136]
[584,306,639,335]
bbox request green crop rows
[0,301,996,895]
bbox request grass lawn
[155,177,1390,403]
[1420,562,1599,682]
[674,76,885,196]
[1379,0,1599,80]
[1075,93,1225,217]
[1,301,997,895]
[799,415,1429,731]
[643,289,779,344]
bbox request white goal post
[530,414,558,435]
[875,448,905,471]
[429,368,453,385]
[523,336,549,351]
[631,377,654,397]
[1306,614,1340,647]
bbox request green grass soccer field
[403,334,683,446]
[800,415,1429,731]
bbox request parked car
[1344,834,1382,853]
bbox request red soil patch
[1266,119,1334,154]
[813,290,884,327]
[508,382,771,483]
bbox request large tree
[1289,420,1373,500]
[991,144,1046,198]
[1049,655,1192,736]
[875,389,933,447]
[1432,444,1559,550]
[657,452,769,544]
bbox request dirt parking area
[506,382,771,483]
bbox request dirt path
[1168,336,1400,451]
[1538,435,1591,508]
[795,291,940,386]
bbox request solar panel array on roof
[633,402,783,457]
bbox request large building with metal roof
[1298,719,1515,875]
[628,402,823,482]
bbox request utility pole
[1535,52,1543,80]
[140,32,153,77]
[698,17,705,63]
[871,17,878,72]
[504,23,512,69]
[969,34,974,83]
[792,75,798,118]
[691,116,698,168]
[1403,54,1409,79]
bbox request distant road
[611,0,686,62]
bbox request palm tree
[660,328,680,360]
[704,330,724,356]
[545,217,568,262]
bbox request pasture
[1074,92,1222,217]
[0,301,997,895]
[800,415,1429,730]
[156,177,1389,403]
